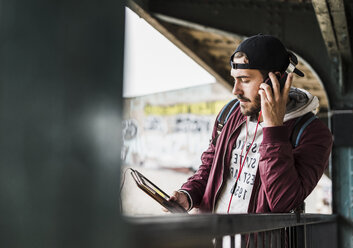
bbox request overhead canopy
[127,0,353,113]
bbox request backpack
[212,99,317,148]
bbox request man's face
[230,56,264,116]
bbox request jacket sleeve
[180,117,219,208]
[258,119,333,212]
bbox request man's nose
[232,79,242,95]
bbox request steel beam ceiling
[128,0,353,109]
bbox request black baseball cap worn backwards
[230,34,304,77]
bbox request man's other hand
[163,191,189,212]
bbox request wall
[122,83,233,170]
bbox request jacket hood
[284,87,319,122]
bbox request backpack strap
[290,111,317,214]
[290,112,317,148]
[212,99,239,146]
[212,101,317,150]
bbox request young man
[169,34,333,214]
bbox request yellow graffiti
[144,100,231,116]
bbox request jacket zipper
[212,119,246,213]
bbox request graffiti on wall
[122,99,230,168]
[174,115,210,133]
[144,116,165,131]
[122,119,138,141]
[144,100,228,116]
[121,119,139,162]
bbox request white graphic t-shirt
[215,119,263,214]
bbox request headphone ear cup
[263,76,273,90]
[263,72,287,92]
[278,72,288,91]
[271,72,287,92]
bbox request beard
[237,94,261,117]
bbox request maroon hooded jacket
[181,103,333,213]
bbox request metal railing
[126,213,337,248]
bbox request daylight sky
[123,8,215,98]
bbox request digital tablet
[130,169,187,214]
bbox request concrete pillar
[332,146,353,248]
[0,0,125,246]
